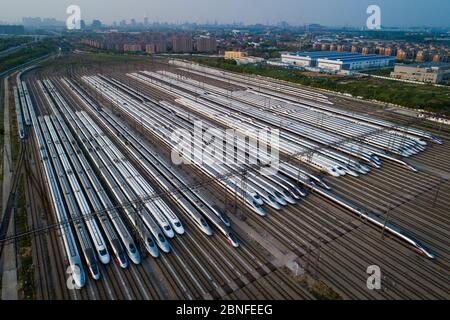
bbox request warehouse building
[281,51,396,71]
[390,62,450,84]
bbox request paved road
[1,75,18,300]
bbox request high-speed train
[97,108,239,247]
[38,81,111,265]
[31,105,86,287]
[79,75,241,247]
[46,111,131,268]
[52,80,166,256]
[44,116,111,265]
[13,87,26,139]
[79,109,180,239]
[39,116,101,280]
[16,78,31,126]
[94,100,238,246]
[82,75,266,217]
[51,111,129,268]
[135,71,352,178]
[49,80,144,264]
[76,112,171,253]
[311,182,436,260]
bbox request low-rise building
[390,63,450,84]
[224,51,247,60]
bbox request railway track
[24,135,53,299]
[14,61,448,301]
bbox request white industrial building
[281,51,396,72]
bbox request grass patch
[15,175,35,300]
[306,278,342,300]
[282,266,342,300]
[188,57,450,115]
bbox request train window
[99,249,107,256]
[158,234,165,242]
[200,218,207,227]
[164,225,171,231]
[175,222,182,228]
[129,244,136,253]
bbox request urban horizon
[1,0,449,29]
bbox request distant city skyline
[1,0,449,28]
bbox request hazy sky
[1,0,449,27]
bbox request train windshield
[164,225,171,231]
[200,218,208,227]
[119,251,127,263]
[175,222,182,227]
[147,238,155,247]
[74,264,82,275]
[91,262,99,275]
[220,214,230,224]
[129,244,136,253]
[228,233,238,244]
[99,249,108,256]
[158,234,165,242]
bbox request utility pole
[224,176,228,215]
[239,169,248,220]
[381,201,393,239]
[305,242,311,275]
[135,201,146,259]
[433,182,441,207]
[315,238,324,279]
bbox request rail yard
[1,55,449,300]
